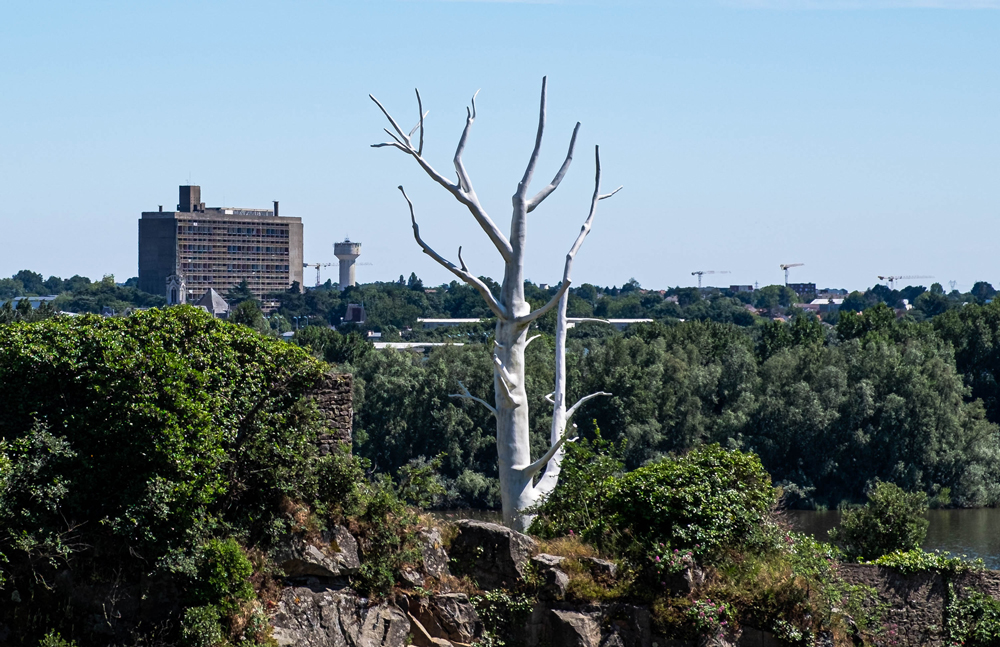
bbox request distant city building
[139,186,304,302]
[342,303,366,325]
[729,285,754,293]
[566,318,653,331]
[787,283,817,298]
[334,239,361,291]
[166,273,186,305]
[193,288,230,318]
[418,318,484,329]
[802,298,844,314]
[373,342,466,352]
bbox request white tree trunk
[372,78,619,531]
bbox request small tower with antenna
[334,238,362,291]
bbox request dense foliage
[607,445,775,553]
[530,445,775,557]
[0,307,375,646]
[946,585,1000,647]
[828,481,929,560]
[290,301,1000,510]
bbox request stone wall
[839,564,1000,647]
[306,373,353,453]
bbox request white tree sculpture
[371,78,620,531]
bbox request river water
[783,508,1000,569]
[433,508,1000,569]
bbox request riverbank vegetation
[312,300,1000,511]
[0,308,409,645]
[3,307,1000,645]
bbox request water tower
[334,239,361,291]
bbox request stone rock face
[580,557,617,582]
[276,526,361,579]
[448,520,537,588]
[663,565,705,597]
[549,609,602,647]
[736,627,780,647]
[419,528,451,579]
[271,585,409,647]
[600,605,654,647]
[407,593,484,644]
[521,603,657,647]
[532,554,570,600]
[307,373,353,451]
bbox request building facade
[787,282,817,298]
[139,186,303,301]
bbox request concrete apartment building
[139,186,303,302]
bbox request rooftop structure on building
[418,318,484,329]
[193,288,230,318]
[373,342,467,351]
[566,318,653,331]
[138,185,304,303]
[800,298,844,314]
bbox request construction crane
[303,262,333,288]
[877,275,933,290]
[691,270,730,289]
[780,263,804,286]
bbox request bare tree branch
[524,334,542,348]
[566,391,611,420]
[493,355,517,403]
[454,89,480,193]
[398,186,508,319]
[521,425,578,478]
[370,94,409,145]
[371,141,410,153]
[516,145,620,327]
[526,122,580,213]
[517,76,547,198]
[493,354,517,390]
[449,380,497,418]
[370,92,514,263]
[414,89,425,155]
[600,186,623,200]
[544,392,555,404]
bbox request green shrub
[604,445,775,554]
[180,605,226,647]
[946,585,1000,647]
[38,632,77,647]
[470,589,534,646]
[829,480,928,560]
[351,475,421,597]
[190,538,255,612]
[395,453,446,509]
[871,548,984,574]
[528,433,624,545]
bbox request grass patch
[534,536,599,559]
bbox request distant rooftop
[374,342,466,350]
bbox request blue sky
[1,0,997,292]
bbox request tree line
[289,299,1000,511]
[8,267,1000,511]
